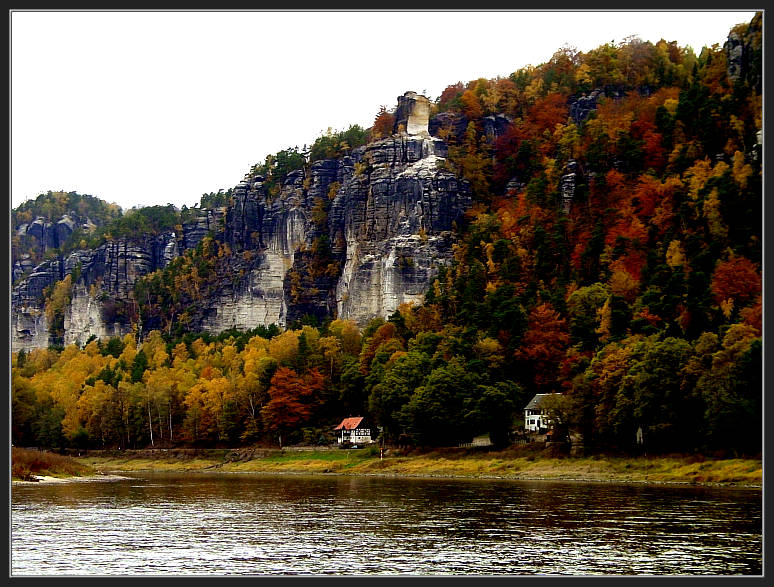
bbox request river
[10,472,762,576]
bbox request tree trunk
[156,404,164,440]
[147,403,154,447]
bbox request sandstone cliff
[11,93,472,351]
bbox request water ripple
[11,473,761,576]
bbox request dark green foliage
[470,380,523,447]
[699,337,762,455]
[626,337,695,451]
[339,356,367,417]
[251,147,306,197]
[200,188,233,209]
[66,204,184,253]
[368,350,432,444]
[11,377,37,446]
[398,359,479,447]
[309,125,368,163]
[101,337,125,358]
[12,190,121,224]
[130,350,148,383]
[32,397,66,449]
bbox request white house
[523,393,561,433]
[333,416,375,445]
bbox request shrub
[11,447,93,480]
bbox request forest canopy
[11,14,762,456]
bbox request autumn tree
[261,367,324,447]
[710,254,761,318]
[514,302,570,395]
[370,106,396,141]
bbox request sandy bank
[73,449,762,489]
[12,474,131,486]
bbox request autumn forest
[11,15,762,456]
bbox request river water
[11,472,762,576]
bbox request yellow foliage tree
[268,329,300,367]
[665,240,687,268]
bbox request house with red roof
[333,416,375,446]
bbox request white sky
[11,10,758,212]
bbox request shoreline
[131,468,764,490]
[12,473,131,486]
[67,448,762,489]
[13,468,760,490]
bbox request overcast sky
[11,10,757,212]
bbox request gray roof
[524,393,561,410]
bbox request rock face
[428,111,469,140]
[334,135,470,325]
[559,159,582,214]
[724,13,762,93]
[11,234,179,351]
[568,89,604,125]
[725,31,745,82]
[394,91,431,136]
[13,213,99,284]
[11,93,472,351]
[181,207,227,251]
[11,258,64,350]
[427,111,511,144]
[64,284,126,347]
[200,132,470,331]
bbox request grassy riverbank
[12,447,96,481]
[74,445,762,487]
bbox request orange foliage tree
[710,255,761,310]
[514,302,570,393]
[370,106,395,141]
[261,367,324,447]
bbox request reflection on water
[11,473,761,575]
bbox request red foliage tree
[261,367,324,447]
[711,255,762,307]
[438,82,464,111]
[370,106,395,141]
[631,120,666,172]
[529,93,569,133]
[514,302,570,392]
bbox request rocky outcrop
[568,89,604,125]
[12,94,473,349]
[725,31,745,82]
[393,91,431,136]
[181,207,226,251]
[559,159,582,214]
[12,254,36,283]
[201,132,470,331]
[11,258,64,350]
[333,135,470,324]
[724,13,762,93]
[482,114,512,141]
[428,111,511,145]
[64,284,127,348]
[429,111,469,141]
[13,213,101,274]
[11,233,179,351]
